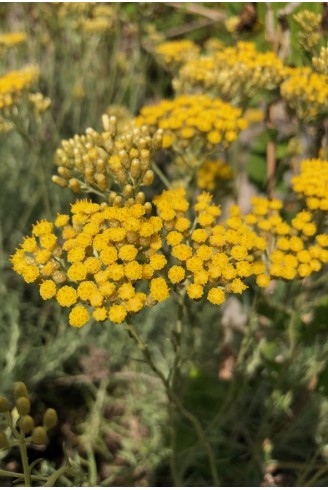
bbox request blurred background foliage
[1,2,328,486]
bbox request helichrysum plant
[6,3,328,485]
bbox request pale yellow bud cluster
[312,45,328,75]
[53,115,162,204]
[174,42,285,103]
[135,94,247,165]
[155,40,200,71]
[280,67,328,120]
[293,10,322,52]
[28,92,51,116]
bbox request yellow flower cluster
[197,160,233,191]
[291,159,328,211]
[154,189,270,302]
[312,45,328,75]
[0,66,39,113]
[53,115,161,204]
[293,10,321,52]
[244,196,328,281]
[0,32,26,50]
[10,200,170,327]
[280,67,328,120]
[174,42,285,102]
[155,40,200,71]
[135,95,247,164]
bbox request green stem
[5,413,31,486]
[42,466,75,487]
[168,403,180,486]
[18,437,31,487]
[152,161,172,189]
[124,319,220,486]
[0,469,47,482]
[168,292,186,485]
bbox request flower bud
[101,113,111,131]
[153,130,163,149]
[43,408,58,430]
[32,426,47,445]
[0,396,10,413]
[18,415,35,434]
[113,196,123,207]
[130,159,141,179]
[136,192,145,204]
[109,191,117,204]
[119,150,130,168]
[16,397,30,416]
[52,271,67,283]
[143,170,154,186]
[14,382,28,399]
[57,166,72,179]
[123,184,134,198]
[144,202,152,214]
[68,178,82,193]
[0,432,9,449]
[51,175,67,188]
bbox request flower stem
[152,161,172,189]
[124,319,220,486]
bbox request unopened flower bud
[101,113,111,131]
[116,169,127,184]
[119,150,130,168]
[18,415,34,434]
[130,159,141,178]
[14,382,28,399]
[153,130,163,149]
[143,170,154,186]
[52,175,67,188]
[0,396,10,413]
[68,178,82,193]
[164,220,175,231]
[57,166,72,179]
[32,426,47,445]
[43,408,58,430]
[139,237,151,248]
[16,397,30,416]
[125,198,135,207]
[126,231,138,243]
[113,196,123,207]
[123,184,134,198]
[136,192,145,204]
[109,191,117,204]
[144,202,152,214]
[52,271,67,283]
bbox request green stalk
[124,319,220,486]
